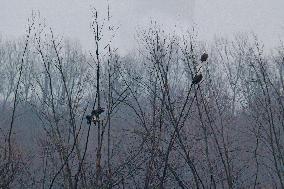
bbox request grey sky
[1,0,284,53]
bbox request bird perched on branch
[86,115,92,124]
[200,53,208,62]
[92,107,105,117]
[86,107,105,124]
[192,74,203,85]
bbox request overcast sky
[1,0,284,53]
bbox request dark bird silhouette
[86,107,105,124]
[91,107,105,117]
[192,74,203,84]
[200,53,208,62]
[86,115,92,124]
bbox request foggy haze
[1,0,284,53]
[1,0,284,188]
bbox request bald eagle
[200,53,208,62]
[192,74,203,85]
[86,115,92,124]
[86,107,105,124]
[91,107,105,117]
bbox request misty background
[1,0,284,53]
[1,0,284,188]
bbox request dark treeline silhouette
[0,11,283,189]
